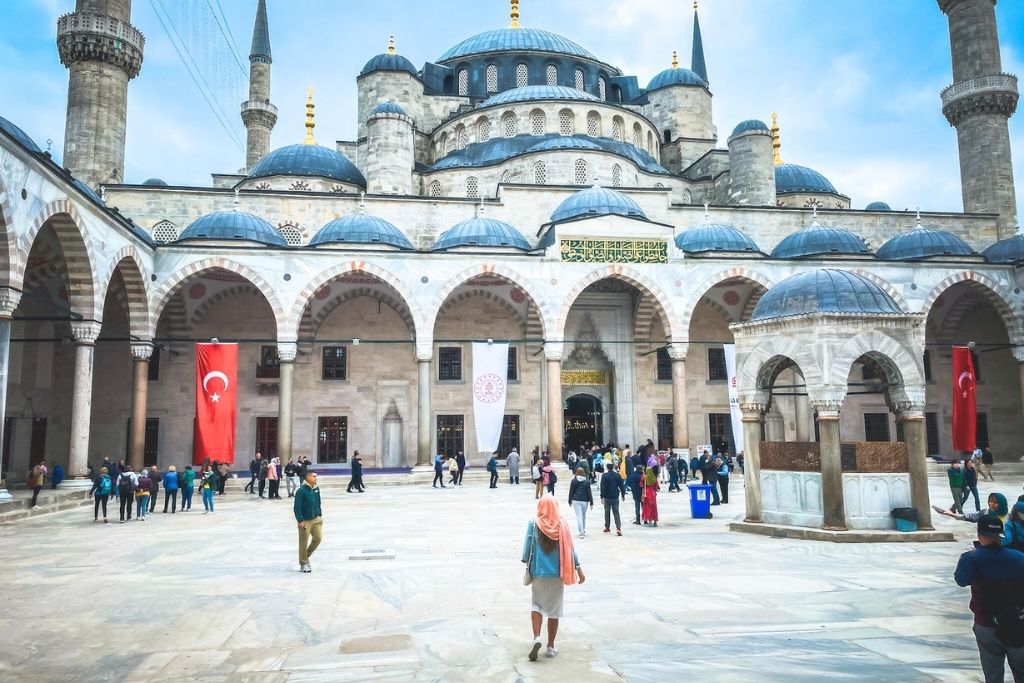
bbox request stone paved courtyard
[0,472,1021,682]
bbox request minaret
[241,0,278,171]
[938,0,1018,237]
[57,0,145,187]
[691,1,707,83]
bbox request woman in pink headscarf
[521,494,586,661]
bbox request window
[664,129,672,143]
[976,413,989,448]
[925,412,940,456]
[486,64,498,93]
[455,125,467,150]
[499,415,520,456]
[457,68,468,96]
[255,416,278,459]
[533,161,547,184]
[656,414,673,451]
[530,110,545,136]
[656,347,672,381]
[445,135,454,154]
[466,176,479,198]
[861,362,883,382]
[257,345,279,379]
[516,63,528,88]
[632,123,642,147]
[436,415,464,458]
[151,220,178,243]
[507,347,518,381]
[147,346,160,381]
[279,224,303,246]
[500,169,513,184]
[559,110,574,136]
[429,180,442,197]
[598,77,606,100]
[502,112,517,138]
[546,64,557,85]
[707,347,727,381]
[437,133,447,158]
[586,111,600,137]
[125,417,159,466]
[611,119,622,141]
[574,68,584,91]
[321,346,347,380]
[573,159,588,185]
[923,350,932,382]
[611,164,622,187]
[682,189,692,204]
[708,413,735,454]
[647,131,654,153]
[477,118,491,143]
[317,416,348,463]
[863,413,891,442]
[438,346,462,381]
[971,350,982,382]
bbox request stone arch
[556,265,680,342]
[428,264,551,340]
[680,266,776,334]
[0,175,17,290]
[150,258,285,340]
[190,284,260,327]
[23,200,100,320]
[97,246,151,340]
[828,329,924,390]
[738,337,824,394]
[311,286,417,338]
[921,270,1020,342]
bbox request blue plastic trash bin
[687,484,713,519]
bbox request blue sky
[1,0,1022,214]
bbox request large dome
[311,214,413,250]
[433,217,531,251]
[771,224,871,259]
[551,185,647,223]
[647,67,706,92]
[775,164,838,194]
[876,225,975,261]
[482,85,599,107]
[248,144,366,187]
[676,224,760,254]
[751,269,902,322]
[178,210,286,247]
[360,52,418,77]
[438,28,598,62]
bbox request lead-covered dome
[142,178,168,187]
[439,28,598,62]
[865,201,892,211]
[527,137,603,153]
[0,115,42,153]
[731,119,770,136]
[775,164,837,194]
[248,144,367,187]
[751,269,902,321]
[676,224,760,254]
[360,52,418,77]
[551,185,647,223]
[647,67,706,92]
[311,214,413,250]
[983,234,1024,264]
[369,102,407,116]
[771,224,871,259]
[178,210,286,247]
[434,217,531,251]
[482,85,599,107]
[876,225,975,261]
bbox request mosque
[0,0,1020,526]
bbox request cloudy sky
[2,0,1022,213]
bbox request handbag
[523,528,535,586]
[993,605,1024,647]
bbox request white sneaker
[300,563,311,573]
[545,647,558,658]
[528,638,542,661]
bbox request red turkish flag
[951,346,977,453]
[194,343,238,465]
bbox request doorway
[564,394,603,452]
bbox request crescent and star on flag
[957,370,974,399]
[202,370,230,403]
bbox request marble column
[68,321,101,478]
[814,401,846,531]
[276,342,297,463]
[668,343,689,450]
[127,342,153,472]
[416,351,432,465]
[740,393,768,523]
[897,400,934,530]
[545,344,564,459]
[0,289,21,499]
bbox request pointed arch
[23,199,99,320]
[828,329,925,390]
[555,265,680,342]
[312,286,417,338]
[737,336,824,394]
[97,246,151,340]
[428,264,551,340]
[0,175,17,290]
[921,270,1021,342]
[680,266,776,334]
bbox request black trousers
[432,471,445,486]
[163,490,177,512]
[632,495,641,522]
[217,477,226,495]
[489,471,498,488]
[269,479,280,498]
[94,494,108,519]
[509,472,519,484]
[719,477,729,504]
[546,482,555,495]
[150,490,158,512]
[30,486,42,507]
[258,479,267,496]
[119,495,133,521]
[347,476,364,492]
[456,468,465,485]
[245,474,257,493]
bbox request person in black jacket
[625,466,643,525]
[347,451,365,493]
[567,467,594,538]
[486,453,499,489]
[245,453,261,494]
[600,466,627,535]
[702,452,720,505]
[455,451,466,486]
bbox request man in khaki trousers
[294,471,323,573]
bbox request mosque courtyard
[0,472,1019,683]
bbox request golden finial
[771,112,783,166]
[304,88,316,145]
[510,0,521,28]
[672,51,679,69]
[387,36,396,56]
[693,0,699,9]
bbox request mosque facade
[0,0,1021,514]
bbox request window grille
[586,112,599,137]
[456,126,467,150]
[559,110,573,135]
[486,64,498,92]
[429,181,442,197]
[438,347,462,381]
[598,78,606,100]
[516,63,528,87]
[478,118,490,142]
[546,64,557,85]
[574,69,584,91]
[503,113,517,138]
[611,120,622,141]
[278,224,303,246]
[530,110,545,135]
[611,164,622,187]
[500,169,513,184]
[656,348,672,380]
[533,161,547,184]
[466,176,479,198]
[151,221,178,243]
[458,69,468,96]
[321,346,348,380]
[573,159,588,185]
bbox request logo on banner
[202,371,230,403]
[957,370,975,399]
[474,373,505,403]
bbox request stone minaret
[58,0,145,187]
[241,0,278,171]
[938,0,1019,237]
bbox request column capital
[0,288,21,318]
[667,342,689,361]
[70,320,102,345]
[130,342,154,360]
[738,389,769,417]
[277,341,298,363]
[889,385,927,419]
[415,341,433,362]
[1013,345,1024,363]
[811,401,842,419]
[543,342,564,361]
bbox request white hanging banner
[472,342,510,453]
[724,344,744,454]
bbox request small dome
[369,102,407,116]
[771,224,871,259]
[433,217,530,251]
[731,119,770,136]
[983,234,1024,264]
[527,137,603,153]
[360,52,418,77]
[876,225,975,261]
[178,210,286,247]
[676,224,760,254]
[751,269,902,321]
[482,85,599,107]
[438,28,598,62]
[647,67,706,92]
[551,185,647,223]
[248,144,366,187]
[0,115,42,153]
[310,214,413,250]
[142,178,168,187]
[865,201,891,211]
[775,163,838,194]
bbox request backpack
[1007,522,1024,554]
[548,469,557,486]
[97,475,111,496]
[118,474,135,494]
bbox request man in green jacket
[294,471,323,573]
[947,461,965,515]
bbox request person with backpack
[180,465,196,512]
[717,456,731,505]
[487,452,499,489]
[117,466,137,522]
[541,457,557,496]
[200,464,218,513]
[91,466,112,523]
[1005,502,1024,553]
[162,465,179,513]
[135,469,152,520]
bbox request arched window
[455,125,467,150]
[429,180,442,197]
[573,159,588,185]
[486,64,498,93]
[574,68,585,91]
[502,112,517,138]
[437,133,448,158]
[663,129,672,143]
[546,64,557,86]
[559,109,574,136]
[530,109,545,136]
[682,189,692,204]
[516,63,528,88]
[533,161,547,184]
[647,131,654,154]
[611,164,622,187]
[151,220,179,243]
[500,169,513,184]
[611,119,623,142]
[632,123,642,147]
[458,68,468,96]
[598,77,607,101]
[477,118,491,143]
[278,224,303,246]
[586,111,600,137]
[466,176,479,198]
[445,134,455,154]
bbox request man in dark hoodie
[347,451,365,493]
[625,465,643,525]
[600,463,627,536]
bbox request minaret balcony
[941,73,1019,124]
[57,10,145,77]
[241,99,279,128]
